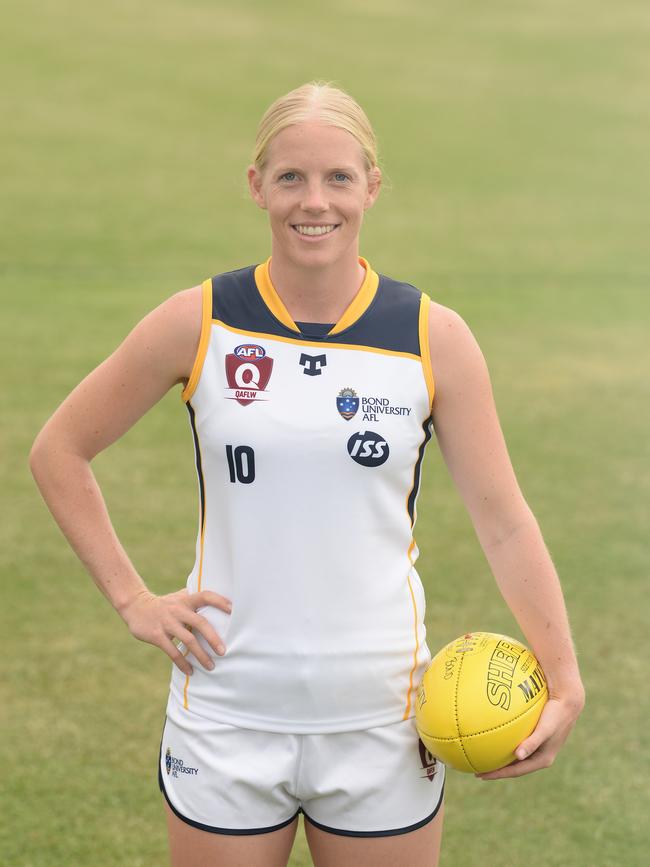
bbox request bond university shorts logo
[300,353,327,376]
[225,344,273,406]
[165,747,199,779]
[347,430,390,467]
[418,740,439,782]
[337,388,359,420]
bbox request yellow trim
[403,539,420,720]
[183,673,190,709]
[254,259,300,332]
[418,294,435,408]
[253,257,379,336]
[182,279,213,403]
[328,257,378,335]
[213,318,421,363]
[181,641,191,709]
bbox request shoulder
[427,300,491,401]
[428,300,476,348]
[137,284,203,349]
[122,284,204,386]
[155,284,202,333]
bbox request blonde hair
[253,81,378,173]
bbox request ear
[364,166,382,210]
[247,165,267,209]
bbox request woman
[30,82,585,867]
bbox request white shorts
[158,704,445,837]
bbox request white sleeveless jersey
[167,257,436,733]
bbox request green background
[2,1,648,864]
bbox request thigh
[300,717,445,837]
[305,803,444,867]
[165,802,299,867]
[159,707,301,834]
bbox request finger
[159,635,194,676]
[477,744,557,780]
[515,714,556,760]
[175,626,217,671]
[182,611,226,657]
[190,590,232,613]
[515,702,562,760]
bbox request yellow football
[416,632,548,774]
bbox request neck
[268,247,366,324]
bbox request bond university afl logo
[347,430,390,467]
[335,388,412,422]
[337,388,359,420]
[225,344,273,406]
[165,747,199,778]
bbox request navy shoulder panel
[210,266,424,355]
[211,266,284,334]
[338,275,423,356]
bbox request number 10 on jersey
[225,445,256,484]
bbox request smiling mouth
[292,224,340,237]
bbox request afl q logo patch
[225,344,273,406]
[347,430,390,467]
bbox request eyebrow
[275,165,360,176]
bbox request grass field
[2,1,649,864]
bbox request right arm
[30,286,230,676]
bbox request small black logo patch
[347,430,390,467]
[300,353,327,376]
[418,740,439,782]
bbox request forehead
[264,121,366,170]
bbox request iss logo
[225,344,273,406]
[337,387,359,420]
[347,430,390,467]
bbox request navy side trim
[186,401,205,538]
[158,761,300,837]
[302,783,444,838]
[407,414,434,526]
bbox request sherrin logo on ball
[415,632,548,774]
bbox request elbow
[29,429,50,484]
[29,423,64,485]
[477,500,538,551]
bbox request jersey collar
[253,257,379,336]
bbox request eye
[332,172,350,183]
[279,171,299,182]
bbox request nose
[301,180,328,213]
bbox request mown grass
[2,1,648,864]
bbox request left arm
[428,301,585,779]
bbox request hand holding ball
[416,632,548,774]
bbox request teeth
[294,225,336,236]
